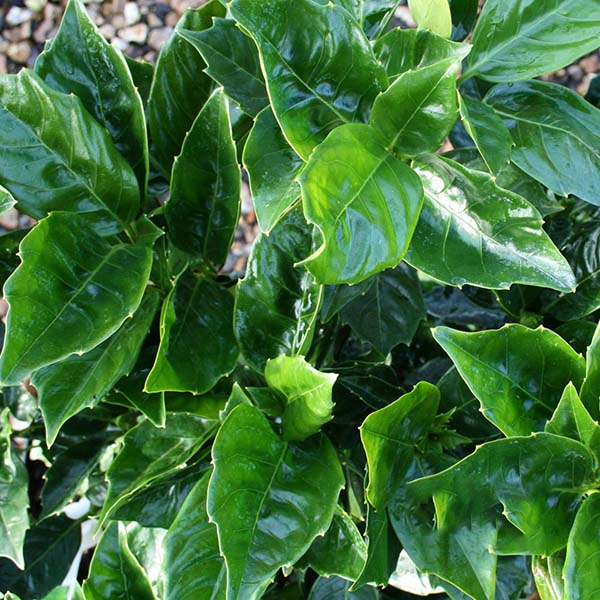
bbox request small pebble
[25,0,48,12]
[33,19,56,44]
[123,2,141,25]
[7,41,32,64]
[99,23,116,39]
[5,6,32,27]
[119,23,148,44]
[164,11,179,27]
[111,37,128,51]
[0,209,20,231]
[112,14,126,29]
[148,27,172,51]
[580,54,600,74]
[567,65,583,81]
[146,12,162,27]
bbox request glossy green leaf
[407,434,596,600]
[0,185,15,216]
[370,57,463,156]
[545,383,600,459]
[98,413,216,525]
[532,554,564,600]
[408,0,452,38]
[0,70,139,235]
[265,355,336,441]
[243,107,302,233]
[0,212,155,386]
[563,493,600,600]
[339,263,426,354]
[148,0,226,174]
[464,0,600,82]
[163,471,225,600]
[580,320,600,421]
[353,506,401,589]
[178,18,268,117]
[208,403,344,600]
[42,585,84,600]
[448,0,478,40]
[125,56,153,112]
[112,462,203,529]
[0,447,29,568]
[433,325,586,436]
[309,576,378,600]
[230,0,386,159]
[235,209,322,372]
[83,522,155,600]
[300,123,423,284]
[145,275,238,394]
[41,439,105,519]
[35,0,148,190]
[357,0,403,40]
[33,289,159,446]
[486,80,600,206]
[0,515,81,598]
[374,28,470,79]
[165,89,240,267]
[405,155,576,292]
[459,95,512,175]
[361,381,439,510]
[303,507,366,580]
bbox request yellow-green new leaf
[265,355,337,441]
[408,0,452,38]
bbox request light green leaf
[33,289,159,446]
[532,554,564,600]
[83,522,155,600]
[485,80,600,206]
[464,0,600,82]
[581,320,600,421]
[265,355,337,441]
[408,0,452,38]
[243,107,302,233]
[35,0,148,190]
[145,275,238,394]
[208,404,344,600]
[459,95,512,175]
[234,209,322,372]
[98,413,216,526]
[0,212,155,386]
[374,27,471,79]
[0,185,15,216]
[361,381,440,510]
[163,471,225,600]
[148,0,226,174]
[0,70,139,235]
[178,18,268,117]
[300,123,423,284]
[230,0,386,159]
[165,89,240,267]
[433,325,586,436]
[405,155,576,292]
[370,56,464,156]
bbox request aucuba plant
[1,0,600,598]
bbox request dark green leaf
[146,275,238,393]
[459,95,512,175]
[178,17,268,116]
[464,0,600,82]
[33,288,159,446]
[0,229,27,290]
[208,403,344,599]
[300,123,423,284]
[165,89,240,267]
[230,0,386,159]
[448,0,478,40]
[374,28,470,79]
[124,56,153,111]
[406,434,596,600]
[0,515,80,598]
[148,0,226,174]
[243,107,302,233]
[309,576,378,600]
[353,506,401,589]
[35,0,148,190]
[235,209,322,372]
[0,212,156,386]
[433,325,585,436]
[265,354,336,441]
[370,56,464,156]
[98,413,216,525]
[405,155,576,292]
[82,522,154,600]
[164,471,225,600]
[303,507,366,580]
[580,321,600,421]
[485,80,600,206]
[408,0,452,38]
[339,263,426,354]
[0,70,139,235]
[361,381,439,510]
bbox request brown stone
[7,41,32,64]
[148,27,172,51]
[119,22,148,44]
[580,54,600,74]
